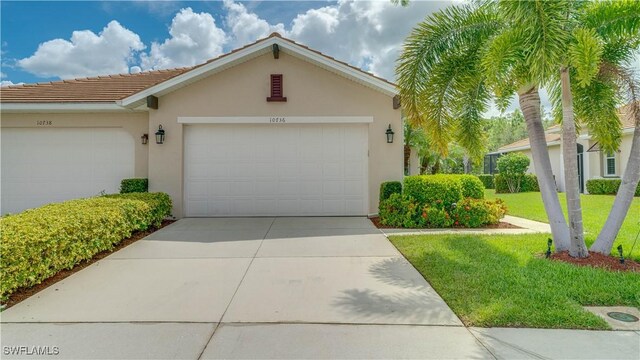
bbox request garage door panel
[184,124,367,216]
[1,128,135,215]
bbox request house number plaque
[269,117,286,123]
[36,120,53,126]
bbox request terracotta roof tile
[0,68,191,103]
[498,102,637,152]
[1,33,396,104]
[498,134,562,151]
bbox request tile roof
[0,68,192,103]
[0,33,396,104]
[498,102,638,152]
[498,134,562,151]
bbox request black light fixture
[141,134,149,145]
[546,238,553,258]
[385,124,394,143]
[155,125,165,144]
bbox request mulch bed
[550,251,640,273]
[1,219,175,310]
[369,216,521,229]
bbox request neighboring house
[0,33,402,217]
[487,103,636,193]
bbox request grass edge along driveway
[389,233,640,330]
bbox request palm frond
[569,27,604,87]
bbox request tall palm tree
[397,0,639,256]
[396,2,572,249]
[491,0,589,257]
[575,0,640,254]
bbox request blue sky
[2,1,637,116]
[1,1,452,85]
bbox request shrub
[586,179,640,197]
[379,181,402,203]
[452,198,507,228]
[104,192,173,226]
[496,153,530,193]
[477,174,494,189]
[120,178,149,193]
[418,205,454,228]
[495,174,540,193]
[458,174,485,199]
[404,175,463,209]
[379,193,420,228]
[0,193,172,300]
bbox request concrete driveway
[3,217,638,359]
[1,217,487,359]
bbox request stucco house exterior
[1,33,402,217]
[487,104,636,193]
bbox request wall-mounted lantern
[385,124,395,143]
[155,125,165,144]
[141,134,149,145]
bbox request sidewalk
[379,215,551,236]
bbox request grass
[486,189,640,261]
[390,233,640,329]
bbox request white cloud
[18,21,144,79]
[140,8,227,70]
[223,0,286,48]
[1,80,24,87]
[286,0,453,81]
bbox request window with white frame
[604,151,617,177]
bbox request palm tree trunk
[404,145,411,175]
[591,110,640,254]
[560,68,588,258]
[518,85,570,250]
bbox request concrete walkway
[2,217,638,359]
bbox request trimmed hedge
[404,175,464,209]
[586,179,640,197]
[477,174,494,189]
[495,174,540,193]
[379,181,402,202]
[120,178,149,194]
[379,175,502,228]
[0,192,172,300]
[458,175,485,199]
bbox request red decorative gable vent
[267,74,287,102]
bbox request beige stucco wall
[519,145,562,191]
[0,112,149,177]
[148,52,402,218]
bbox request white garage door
[184,124,368,216]
[1,128,135,215]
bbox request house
[487,104,636,193]
[0,33,402,217]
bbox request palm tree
[575,0,640,254]
[491,0,588,257]
[397,0,640,257]
[396,2,572,250]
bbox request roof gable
[1,33,397,112]
[118,33,398,108]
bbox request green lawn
[390,233,640,329]
[486,189,640,261]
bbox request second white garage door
[1,127,135,215]
[184,124,368,216]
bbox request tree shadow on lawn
[390,234,640,329]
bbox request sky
[0,0,453,85]
[1,1,638,116]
